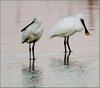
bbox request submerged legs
[64,36,72,65]
[64,37,67,64]
[32,42,35,71]
[28,42,36,71]
[29,43,31,71]
[64,51,71,65]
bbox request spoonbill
[21,17,43,71]
[50,13,90,65]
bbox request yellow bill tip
[85,32,90,36]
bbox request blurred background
[1,0,99,87]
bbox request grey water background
[1,0,99,87]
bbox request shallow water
[1,0,99,87]
[1,51,99,87]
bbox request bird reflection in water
[64,51,71,65]
[22,67,42,87]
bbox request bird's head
[33,16,42,24]
[76,13,90,36]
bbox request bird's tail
[49,34,57,39]
[49,30,55,39]
[22,38,29,44]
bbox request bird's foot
[28,67,31,72]
[64,63,69,65]
[66,63,69,65]
[33,58,35,60]
[32,67,35,71]
[69,50,72,52]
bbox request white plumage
[21,17,43,71]
[21,17,43,43]
[50,13,86,38]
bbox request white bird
[21,17,43,71]
[50,13,90,65]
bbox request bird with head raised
[21,17,43,71]
[49,13,90,65]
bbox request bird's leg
[67,51,71,65]
[29,43,31,71]
[32,41,35,71]
[67,36,72,52]
[64,37,67,65]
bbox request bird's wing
[21,23,43,43]
[51,21,75,37]
[22,37,29,43]
[31,23,43,35]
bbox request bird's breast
[26,34,40,43]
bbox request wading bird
[21,17,43,71]
[50,13,90,65]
